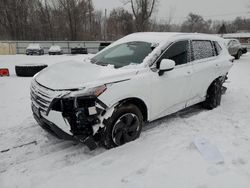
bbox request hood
[35,60,139,90]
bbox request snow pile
[0,54,250,188]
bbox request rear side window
[192,40,214,60]
[158,40,190,66]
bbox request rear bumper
[26,50,41,55]
[49,51,62,55]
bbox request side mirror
[158,59,175,76]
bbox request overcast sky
[93,0,250,23]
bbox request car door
[149,40,193,120]
[187,40,219,106]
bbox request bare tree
[218,23,227,34]
[233,17,250,31]
[107,8,134,40]
[150,7,175,32]
[123,0,157,31]
[57,0,84,40]
[36,0,54,40]
[91,10,103,40]
[0,0,34,40]
[181,13,212,33]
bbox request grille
[30,80,58,113]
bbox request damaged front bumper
[32,102,101,150]
[31,81,107,150]
[32,109,98,150]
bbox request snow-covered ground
[0,54,250,188]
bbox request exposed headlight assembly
[65,85,107,98]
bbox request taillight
[0,68,9,77]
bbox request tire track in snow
[0,105,204,176]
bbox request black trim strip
[96,98,108,109]
[105,78,130,85]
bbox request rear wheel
[202,78,223,110]
[101,104,143,149]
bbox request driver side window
[157,40,190,68]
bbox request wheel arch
[117,97,148,122]
[206,76,225,94]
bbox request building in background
[221,32,250,44]
[0,42,16,55]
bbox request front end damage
[31,80,108,150]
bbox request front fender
[98,77,152,119]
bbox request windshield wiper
[96,61,109,66]
[90,58,107,66]
[90,58,96,64]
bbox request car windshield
[91,41,153,68]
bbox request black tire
[202,78,223,110]
[15,64,48,77]
[101,104,143,149]
[235,50,242,60]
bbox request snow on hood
[49,45,61,52]
[35,60,139,90]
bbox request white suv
[31,32,233,150]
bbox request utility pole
[104,9,107,42]
[88,0,92,35]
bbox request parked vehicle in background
[49,45,63,55]
[71,45,88,54]
[98,42,111,51]
[31,32,233,150]
[26,44,44,55]
[224,39,242,59]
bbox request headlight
[66,85,107,98]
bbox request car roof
[94,32,228,67]
[27,43,41,49]
[116,32,223,45]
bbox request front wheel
[101,104,143,149]
[202,78,223,110]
